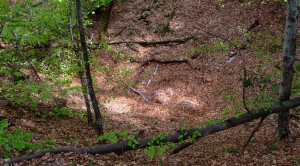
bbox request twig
[133,126,151,138]
[289,113,299,120]
[128,85,153,104]
[241,116,266,153]
[147,65,159,86]
[126,43,139,52]
[290,122,299,128]
[109,26,126,42]
[171,141,194,154]
[138,58,193,69]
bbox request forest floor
[1,0,300,165]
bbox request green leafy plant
[97,130,139,149]
[270,144,278,149]
[225,146,238,153]
[0,119,54,158]
[251,138,257,143]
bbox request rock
[156,95,167,104]
[206,78,212,82]
[195,75,204,79]
[154,48,161,55]
[20,119,35,128]
[181,100,195,110]
[166,88,174,96]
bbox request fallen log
[7,97,300,165]
[108,36,195,46]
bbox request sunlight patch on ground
[103,97,135,113]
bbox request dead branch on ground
[137,58,194,70]
[241,116,266,153]
[108,36,195,46]
[128,85,153,104]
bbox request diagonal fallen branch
[241,116,266,153]
[128,85,153,104]
[7,97,300,165]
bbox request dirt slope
[1,0,299,165]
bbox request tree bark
[99,0,114,42]
[76,0,103,135]
[76,54,93,124]
[6,97,300,165]
[278,0,299,140]
[69,11,93,124]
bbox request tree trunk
[69,9,93,124]
[76,0,103,135]
[75,51,93,124]
[278,0,299,140]
[99,0,114,42]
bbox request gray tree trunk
[76,0,103,135]
[69,12,93,124]
[75,51,93,124]
[278,0,299,140]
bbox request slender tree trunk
[99,0,114,42]
[76,0,103,135]
[278,0,298,140]
[75,50,93,124]
[69,11,93,124]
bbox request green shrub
[0,119,54,158]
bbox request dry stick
[241,116,266,153]
[289,113,299,120]
[128,85,153,104]
[138,58,193,69]
[147,65,159,86]
[290,122,299,128]
[126,43,139,52]
[199,29,251,113]
[109,26,126,42]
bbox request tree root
[7,97,300,165]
